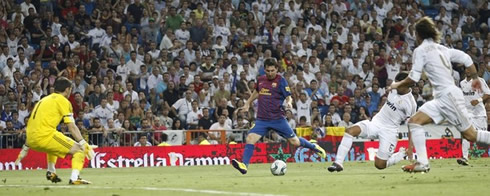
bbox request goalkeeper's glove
[15,144,30,165]
[78,140,96,160]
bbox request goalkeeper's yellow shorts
[27,131,76,158]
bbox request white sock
[386,151,405,167]
[70,169,80,181]
[462,139,470,160]
[47,163,56,173]
[409,123,429,165]
[335,133,353,165]
[476,130,490,144]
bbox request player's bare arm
[390,76,415,90]
[67,122,84,143]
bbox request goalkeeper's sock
[71,151,85,181]
[242,144,255,166]
[47,154,57,173]
[299,137,317,151]
[70,169,80,181]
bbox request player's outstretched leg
[458,139,470,166]
[402,123,430,173]
[231,143,253,175]
[287,136,326,159]
[46,154,61,183]
[328,125,361,172]
[232,133,262,175]
[69,151,91,185]
[402,111,433,173]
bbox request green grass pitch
[0,159,489,196]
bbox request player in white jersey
[390,17,490,173]
[457,67,490,165]
[328,72,417,172]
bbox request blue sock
[242,144,255,166]
[299,137,319,152]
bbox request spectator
[134,134,152,147]
[158,133,171,147]
[172,89,193,123]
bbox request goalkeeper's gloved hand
[15,144,30,165]
[78,140,96,160]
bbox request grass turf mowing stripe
[0,184,287,196]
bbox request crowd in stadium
[0,0,489,148]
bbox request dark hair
[415,16,441,43]
[161,133,168,142]
[54,77,72,93]
[264,58,277,69]
[395,71,409,82]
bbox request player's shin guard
[71,151,85,181]
[242,144,255,166]
[408,123,429,165]
[462,139,470,160]
[299,137,316,150]
[47,154,58,173]
[335,133,353,165]
[476,130,490,144]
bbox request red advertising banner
[0,139,488,170]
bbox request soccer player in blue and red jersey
[231,59,326,174]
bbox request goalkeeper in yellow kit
[24,77,95,185]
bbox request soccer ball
[270,160,287,176]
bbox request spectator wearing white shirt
[93,98,113,127]
[21,0,36,17]
[183,41,196,65]
[186,101,202,129]
[14,50,29,74]
[2,58,15,82]
[84,20,107,48]
[134,134,152,147]
[175,22,190,44]
[172,89,193,123]
[208,114,232,144]
[338,112,353,128]
[126,51,144,76]
[147,67,163,92]
[348,56,363,76]
[123,82,139,103]
[296,93,312,124]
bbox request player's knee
[374,159,387,170]
[462,128,477,142]
[287,137,300,146]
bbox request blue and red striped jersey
[255,74,291,120]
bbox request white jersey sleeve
[448,48,473,67]
[409,47,424,82]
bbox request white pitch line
[0,184,287,196]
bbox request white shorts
[470,116,488,132]
[354,120,398,160]
[419,86,472,132]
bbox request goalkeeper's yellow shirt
[26,93,75,141]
